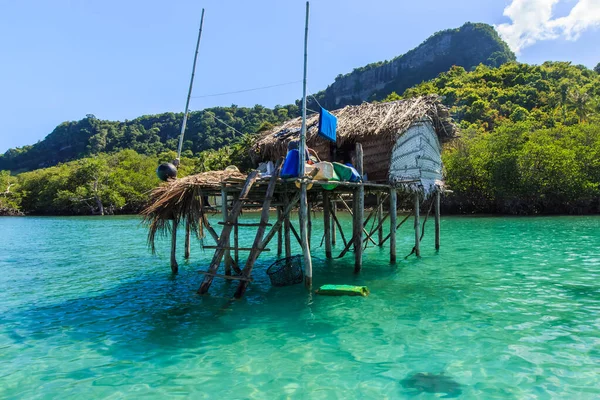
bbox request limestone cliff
[314,23,516,109]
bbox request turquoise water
[1,214,599,399]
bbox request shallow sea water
[0,214,599,399]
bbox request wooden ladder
[198,161,283,297]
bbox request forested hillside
[399,61,600,213]
[0,104,298,173]
[1,23,513,174]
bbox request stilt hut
[141,95,455,298]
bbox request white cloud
[496,0,600,54]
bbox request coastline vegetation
[1,61,599,216]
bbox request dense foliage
[0,104,298,173]
[2,50,599,215]
[398,61,600,213]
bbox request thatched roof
[251,95,455,163]
[141,169,245,252]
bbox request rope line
[192,80,302,99]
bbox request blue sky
[1,0,599,152]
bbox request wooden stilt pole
[221,186,232,276]
[307,201,312,248]
[234,162,282,298]
[198,171,258,294]
[277,206,283,257]
[435,190,441,251]
[414,192,421,257]
[284,195,292,259]
[300,182,313,289]
[377,194,383,246]
[331,200,337,246]
[390,189,397,263]
[298,1,312,290]
[170,219,179,274]
[184,219,191,260]
[354,143,364,273]
[234,194,240,267]
[323,192,332,258]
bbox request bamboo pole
[284,195,292,259]
[435,190,440,251]
[390,189,397,263]
[175,9,205,166]
[323,192,332,258]
[184,219,191,259]
[300,183,313,289]
[414,193,421,257]
[377,194,383,246]
[170,219,178,274]
[299,1,313,290]
[221,186,232,276]
[354,143,364,273]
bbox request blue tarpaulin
[318,107,337,143]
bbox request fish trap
[266,255,303,287]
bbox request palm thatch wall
[251,95,455,182]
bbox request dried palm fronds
[141,170,245,253]
[251,95,455,164]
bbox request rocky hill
[312,23,516,109]
[1,22,515,173]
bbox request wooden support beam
[307,201,312,249]
[198,271,253,282]
[377,194,384,246]
[331,200,337,246]
[331,205,348,248]
[338,197,377,246]
[221,186,231,276]
[390,189,397,263]
[380,213,411,246]
[171,219,178,274]
[300,182,313,289]
[323,192,332,258]
[258,193,300,251]
[414,192,421,257]
[235,162,283,298]
[277,206,283,257]
[198,171,259,294]
[289,221,303,247]
[184,219,191,260]
[284,195,292,259]
[354,143,364,274]
[203,246,271,251]
[337,202,378,259]
[435,190,440,251]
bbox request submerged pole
[221,187,232,276]
[331,200,337,245]
[435,189,440,251]
[277,207,283,257]
[377,194,383,246]
[299,1,313,290]
[175,8,205,166]
[390,189,397,263]
[414,192,421,257]
[354,143,364,273]
[324,192,332,258]
[184,219,191,259]
[170,219,178,274]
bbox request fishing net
[266,255,303,287]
